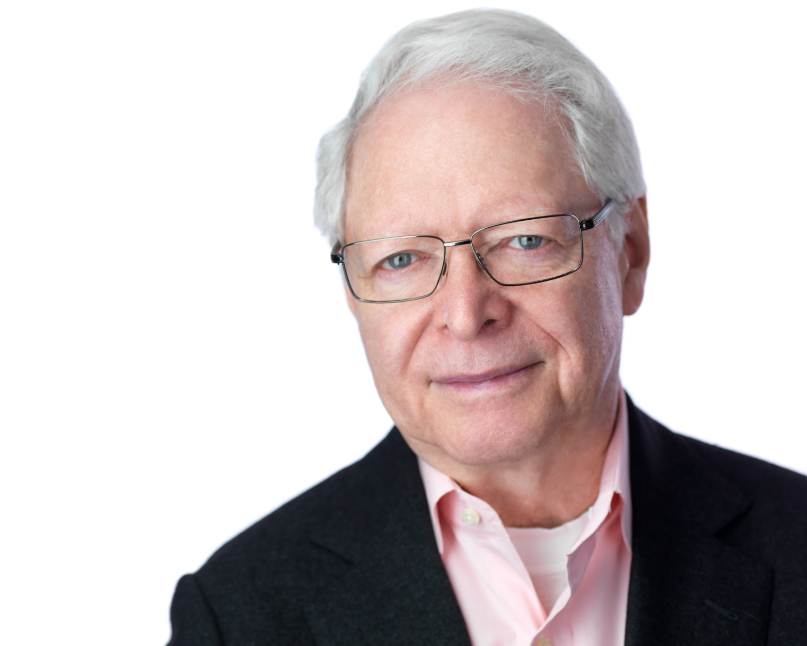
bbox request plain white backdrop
[1,1,805,644]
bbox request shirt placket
[453,491,548,645]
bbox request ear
[620,196,650,316]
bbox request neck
[410,389,621,528]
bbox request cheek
[567,248,625,375]
[355,306,430,399]
[521,251,623,384]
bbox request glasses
[331,200,615,303]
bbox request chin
[433,413,550,466]
[404,387,561,466]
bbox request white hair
[314,9,645,245]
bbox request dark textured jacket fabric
[167,398,807,645]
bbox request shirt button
[460,509,481,526]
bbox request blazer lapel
[624,398,773,646]
[303,429,472,646]
[302,403,776,645]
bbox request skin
[343,83,650,528]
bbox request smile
[432,362,541,392]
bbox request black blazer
[168,398,807,645]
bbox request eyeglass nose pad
[435,261,447,291]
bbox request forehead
[344,82,596,241]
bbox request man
[167,10,807,645]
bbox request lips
[432,362,540,386]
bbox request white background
[1,1,805,644]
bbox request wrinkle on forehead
[344,82,595,243]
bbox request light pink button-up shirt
[418,390,632,646]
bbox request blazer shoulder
[195,427,414,582]
[173,429,417,644]
[629,398,807,507]
[677,431,807,517]
[629,400,807,567]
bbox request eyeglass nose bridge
[438,237,490,286]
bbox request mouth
[432,362,541,392]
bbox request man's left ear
[620,196,650,316]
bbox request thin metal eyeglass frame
[330,199,615,304]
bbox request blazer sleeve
[167,574,225,646]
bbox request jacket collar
[624,395,773,646]
[303,429,472,646]
[303,398,773,645]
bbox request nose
[432,245,510,342]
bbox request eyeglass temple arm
[330,241,343,264]
[579,199,615,231]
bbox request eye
[508,235,546,250]
[381,252,415,270]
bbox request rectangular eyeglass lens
[344,237,444,301]
[475,215,582,284]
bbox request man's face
[344,83,646,469]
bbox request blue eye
[508,235,545,250]
[383,252,413,269]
